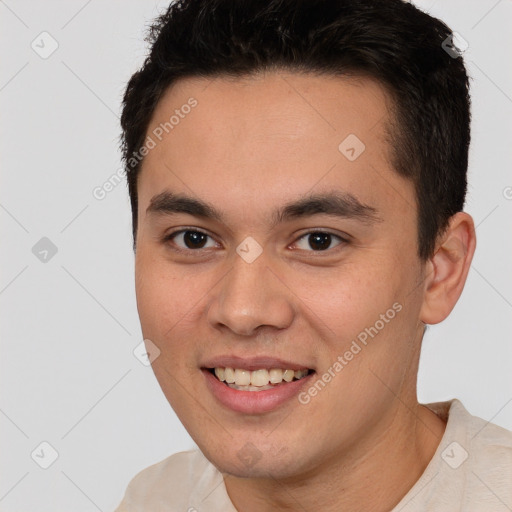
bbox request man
[115,0,512,510]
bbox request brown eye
[294,231,346,252]
[165,230,217,250]
[308,233,332,251]
[182,231,208,249]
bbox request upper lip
[201,355,314,372]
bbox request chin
[198,438,312,480]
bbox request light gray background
[1,0,511,510]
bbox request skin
[134,70,476,511]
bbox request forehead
[138,71,415,226]
[145,71,392,160]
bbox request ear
[419,212,476,325]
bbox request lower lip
[202,369,315,414]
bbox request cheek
[301,259,419,374]
[134,255,199,400]
[300,264,397,333]
[135,252,183,339]
[134,250,215,361]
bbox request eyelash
[162,228,349,254]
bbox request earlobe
[419,212,477,325]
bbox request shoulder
[449,398,512,454]
[461,400,512,491]
[394,399,512,511]
[432,399,512,508]
[114,449,217,511]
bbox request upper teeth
[214,367,309,387]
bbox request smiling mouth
[207,367,313,391]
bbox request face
[134,71,428,479]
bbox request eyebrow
[146,190,382,227]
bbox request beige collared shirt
[115,399,512,511]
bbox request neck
[224,400,447,512]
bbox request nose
[207,249,295,337]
